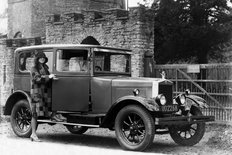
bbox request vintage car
[4,44,214,151]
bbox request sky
[0,0,144,12]
[128,0,147,7]
[0,0,7,34]
[0,0,7,14]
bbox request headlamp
[156,94,167,105]
[185,89,190,95]
[179,94,186,105]
[133,89,140,96]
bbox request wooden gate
[146,63,232,122]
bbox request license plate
[161,105,178,112]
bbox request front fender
[101,95,159,128]
[4,90,32,115]
[186,94,208,109]
[114,95,159,111]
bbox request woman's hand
[49,74,56,79]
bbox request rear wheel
[115,105,155,151]
[10,99,32,138]
[169,106,205,146]
[66,125,88,134]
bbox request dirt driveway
[1,118,232,155]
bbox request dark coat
[30,63,52,117]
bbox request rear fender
[186,95,208,109]
[101,95,159,128]
[4,90,31,115]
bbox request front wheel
[115,105,155,151]
[10,99,32,138]
[169,106,205,146]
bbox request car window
[94,51,130,73]
[56,49,89,72]
[19,49,53,73]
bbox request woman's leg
[30,104,41,141]
[31,115,37,137]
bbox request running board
[37,119,100,128]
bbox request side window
[94,52,130,73]
[19,52,34,72]
[56,49,89,72]
[19,49,53,73]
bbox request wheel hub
[129,123,139,135]
[16,107,31,130]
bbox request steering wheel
[95,66,102,71]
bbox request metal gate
[146,63,232,122]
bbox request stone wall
[0,39,7,111]
[46,7,154,77]
[0,40,14,108]
[8,0,126,39]
[0,37,42,108]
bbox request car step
[37,119,100,128]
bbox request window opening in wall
[54,14,61,22]
[81,36,100,45]
[14,31,23,38]
[74,13,84,22]
[94,12,103,20]
[3,65,6,84]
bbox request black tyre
[115,105,155,151]
[169,106,205,146]
[66,125,88,134]
[10,99,32,138]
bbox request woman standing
[30,51,64,142]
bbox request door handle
[53,77,59,80]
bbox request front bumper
[155,115,215,125]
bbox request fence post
[175,68,178,93]
[144,51,154,77]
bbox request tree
[145,0,232,64]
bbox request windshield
[94,50,131,74]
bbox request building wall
[8,0,32,38]
[0,37,43,108]
[8,0,126,39]
[0,39,14,108]
[46,7,154,77]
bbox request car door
[14,49,54,92]
[52,48,90,112]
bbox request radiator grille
[159,83,173,105]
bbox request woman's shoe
[30,135,42,142]
[51,114,65,122]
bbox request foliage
[142,0,232,64]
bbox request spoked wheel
[169,106,205,146]
[66,125,88,134]
[115,105,155,151]
[11,99,32,138]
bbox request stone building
[45,8,154,77]
[8,0,125,38]
[0,0,154,109]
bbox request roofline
[15,44,132,53]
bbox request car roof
[15,44,132,54]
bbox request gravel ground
[1,115,232,154]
